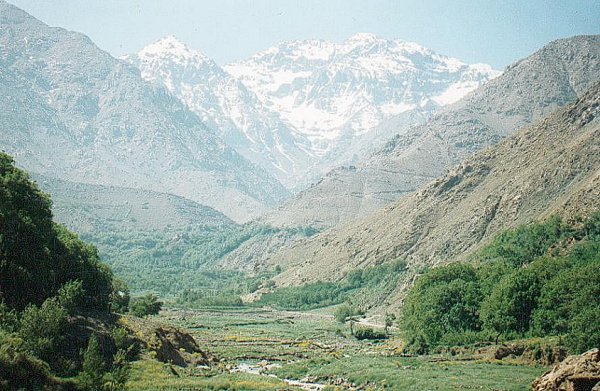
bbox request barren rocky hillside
[267,81,600,310]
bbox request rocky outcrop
[532,349,600,391]
[121,316,214,367]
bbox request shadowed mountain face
[0,1,288,223]
[32,174,235,235]
[267,80,600,310]
[260,35,600,230]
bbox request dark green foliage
[57,280,85,315]
[79,334,106,390]
[534,262,600,352]
[400,264,481,349]
[476,216,568,267]
[0,152,114,311]
[481,256,570,340]
[354,327,387,340]
[19,297,68,363]
[400,213,600,353]
[53,226,114,311]
[104,348,130,391]
[110,278,130,313]
[130,294,163,317]
[77,330,133,391]
[0,301,19,333]
[0,331,77,391]
[0,153,135,386]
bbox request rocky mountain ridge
[127,34,499,189]
[122,36,315,188]
[0,1,287,222]
[260,35,600,229]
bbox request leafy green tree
[52,225,114,311]
[130,294,162,317]
[110,278,130,313]
[0,152,114,312]
[57,280,85,314]
[0,301,19,333]
[19,297,68,363]
[79,334,107,390]
[534,262,600,352]
[384,313,396,335]
[400,264,481,348]
[104,348,130,391]
[0,153,54,309]
[0,331,71,390]
[334,304,362,323]
[475,216,567,267]
[481,256,571,342]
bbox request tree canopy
[0,152,114,311]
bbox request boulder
[532,348,600,391]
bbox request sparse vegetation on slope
[268,80,600,312]
[257,259,407,310]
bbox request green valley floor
[126,307,547,390]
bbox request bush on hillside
[129,294,162,317]
[354,327,387,340]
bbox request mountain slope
[123,36,315,188]
[261,35,600,229]
[267,80,600,311]
[32,174,235,234]
[0,1,287,222]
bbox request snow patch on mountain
[123,36,314,189]
[225,33,501,158]
[126,34,500,189]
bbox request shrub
[57,280,85,314]
[0,301,19,333]
[400,264,481,347]
[78,334,106,390]
[110,278,130,313]
[354,327,387,340]
[129,294,162,317]
[19,297,68,363]
[334,304,363,323]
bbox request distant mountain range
[126,34,499,188]
[0,1,287,222]
[260,35,600,229]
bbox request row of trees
[399,214,600,353]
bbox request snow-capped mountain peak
[124,38,315,189]
[137,35,212,65]
[225,34,501,151]
[126,33,500,189]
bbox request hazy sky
[9,0,600,69]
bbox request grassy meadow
[126,306,547,390]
